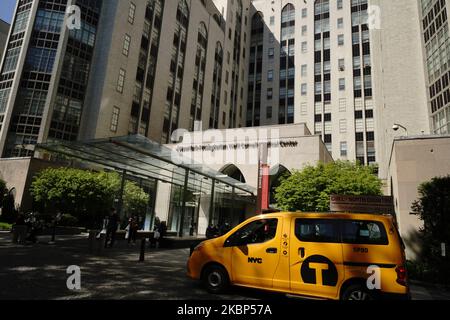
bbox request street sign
[330,195,395,215]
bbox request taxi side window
[342,220,389,245]
[295,219,340,243]
[225,219,278,247]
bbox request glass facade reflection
[48,0,102,142]
[1,0,102,157]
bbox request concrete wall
[388,136,450,260]
[371,0,431,181]
[81,0,250,143]
[0,158,64,212]
[154,123,333,235]
[169,123,333,189]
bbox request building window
[123,34,131,56]
[338,59,345,71]
[301,41,307,53]
[299,102,307,116]
[267,88,273,99]
[117,69,126,93]
[268,70,274,81]
[315,82,322,95]
[270,16,275,26]
[337,0,343,10]
[338,34,344,46]
[301,64,307,77]
[340,142,348,157]
[128,2,136,24]
[339,78,346,91]
[302,25,307,36]
[301,83,307,96]
[337,18,344,29]
[339,98,346,112]
[189,22,208,131]
[302,8,307,18]
[339,119,347,133]
[280,3,296,125]
[268,48,274,59]
[110,107,120,132]
[267,106,273,119]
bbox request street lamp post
[392,123,409,136]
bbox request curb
[410,279,450,292]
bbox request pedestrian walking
[157,221,167,249]
[12,213,27,244]
[150,217,161,248]
[106,208,120,248]
[127,215,139,245]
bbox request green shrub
[59,214,79,227]
[30,168,150,228]
[412,175,450,284]
[275,161,382,212]
[0,222,12,231]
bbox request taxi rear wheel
[202,265,229,294]
[341,284,374,301]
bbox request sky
[0,0,17,24]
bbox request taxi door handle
[266,248,278,254]
[299,247,305,258]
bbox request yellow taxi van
[187,212,410,300]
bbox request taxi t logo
[309,263,329,286]
[301,255,338,286]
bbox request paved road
[0,232,449,300]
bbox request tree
[30,168,149,227]
[0,178,18,223]
[275,161,383,212]
[412,176,450,283]
[123,181,150,217]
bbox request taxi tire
[341,284,374,301]
[202,265,230,294]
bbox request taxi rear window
[341,220,389,245]
[294,219,389,245]
[295,219,340,243]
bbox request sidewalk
[410,280,450,300]
[1,232,450,300]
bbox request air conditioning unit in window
[339,66,345,71]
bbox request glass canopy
[36,135,256,196]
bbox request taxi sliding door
[289,218,344,299]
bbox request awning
[36,135,256,196]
